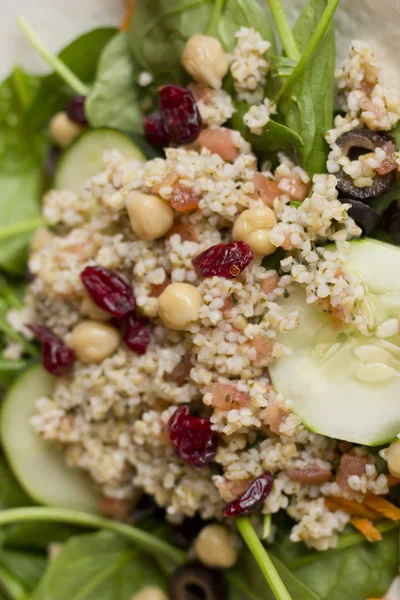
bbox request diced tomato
[252,172,280,207]
[221,296,234,317]
[261,273,279,295]
[166,223,197,242]
[264,400,288,435]
[99,497,132,520]
[360,100,386,128]
[171,183,200,212]
[337,453,371,492]
[278,176,310,202]
[149,278,171,298]
[376,142,397,175]
[170,352,193,385]
[151,172,178,194]
[285,464,332,484]
[209,383,251,409]
[251,335,274,367]
[198,128,240,162]
[217,477,252,502]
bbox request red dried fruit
[66,95,88,125]
[222,472,274,517]
[168,406,217,467]
[192,241,254,279]
[81,266,136,319]
[159,85,202,146]
[144,113,169,147]
[123,315,151,355]
[28,324,75,377]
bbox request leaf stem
[236,517,292,600]
[0,217,47,242]
[0,507,186,566]
[206,0,226,35]
[267,0,300,61]
[276,0,340,103]
[262,514,272,540]
[17,17,89,96]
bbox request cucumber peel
[55,128,145,193]
[1,365,100,511]
[269,239,400,446]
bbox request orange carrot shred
[363,495,400,521]
[387,473,400,487]
[121,0,135,31]
[350,517,382,542]
[325,497,380,520]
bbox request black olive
[168,562,228,600]
[382,200,400,245]
[339,198,381,235]
[336,129,395,200]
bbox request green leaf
[2,523,84,551]
[129,0,274,87]
[230,102,303,157]
[86,33,143,134]
[0,549,46,598]
[270,56,297,79]
[28,28,116,131]
[279,0,338,177]
[369,183,400,215]
[0,455,32,510]
[0,71,47,275]
[30,531,166,600]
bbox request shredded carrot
[350,517,382,542]
[363,495,400,521]
[387,473,400,487]
[121,0,135,31]
[325,497,381,520]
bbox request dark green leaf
[28,28,116,131]
[270,56,297,79]
[279,0,336,177]
[0,549,46,595]
[30,531,166,600]
[3,522,84,551]
[0,454,32,510]
[216,0,275,52]
[230,102,303,157]
[86,33,143,134]
[369,184,400,215]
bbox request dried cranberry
[81,266,136,319]
[123,315,151,355]
[144,113,169,147]
[192,241,254,279]
[66,95,88,125]
[28,324,75,377]
[222,472,274,517]
[159,85,202,145]
[168,406,217,467]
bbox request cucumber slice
[269,239,400,446]
[1,366,100,511]
[55,128,146,193]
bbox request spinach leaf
[0,549,46,598]
[2,522,83,551]
[369,183,400,215]
[129,0,274,87]
[230,102,303,157]
[270,56,297,79]
[0,455,32,510]
[86,33,143,134]
[0,70,47,276]
[30,531,166,600]
[278,0,338,177]
[28,28,116,131]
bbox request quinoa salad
[2,1,400,600]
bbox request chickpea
[182,35,229,89]
[131,587,169,600]
[385,439,400,478]
[194,524,239,568]
[158,283,203,331]
[30,227,55,254]
[126,192,174,241]
[80,290,111,322]
[49,112,83,148]
[233,207,277,256]
[68,321,120,364]
[232,315,248,330]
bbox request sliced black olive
[336,129,395,200]
[339,198,381,235]
[382,200,400,245]
[168,562,228,600]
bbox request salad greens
[0,0,399,599]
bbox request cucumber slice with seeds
[269,239,400,446]
[55,128,145,193]
[1,365,100,511]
